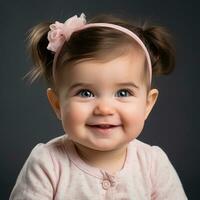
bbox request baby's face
[56,50,152,151]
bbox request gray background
[1,0,199,199]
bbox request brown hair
[26,14,175,91]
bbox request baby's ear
[145,88,159,120]
[47,88,61,120]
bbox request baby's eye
[115,89,133,97]
[77,89,94,98]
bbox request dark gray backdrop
[1,0,199,199]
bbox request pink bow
[47,13,86,52]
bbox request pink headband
[47,13,152,84]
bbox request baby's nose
[93,99,115,116]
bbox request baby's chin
[75,139,128,153]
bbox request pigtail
[141,25,176,76]
[25,22,54,84]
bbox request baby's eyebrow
[68,82,139,91]
[115,82,140,89]
[68,83,92,91]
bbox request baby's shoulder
[132,139,163,151]
[130,139,170,164]
[27,135,71,169]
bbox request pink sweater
[10,135,187,199]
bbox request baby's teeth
[98,125,112,128]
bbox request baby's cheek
[122,107,145,135]
[61,102,87,130]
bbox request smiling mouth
[87,124,121,130]
[86,124,122,136]
[86,124,121,129]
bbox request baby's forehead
[58,50,147,88]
